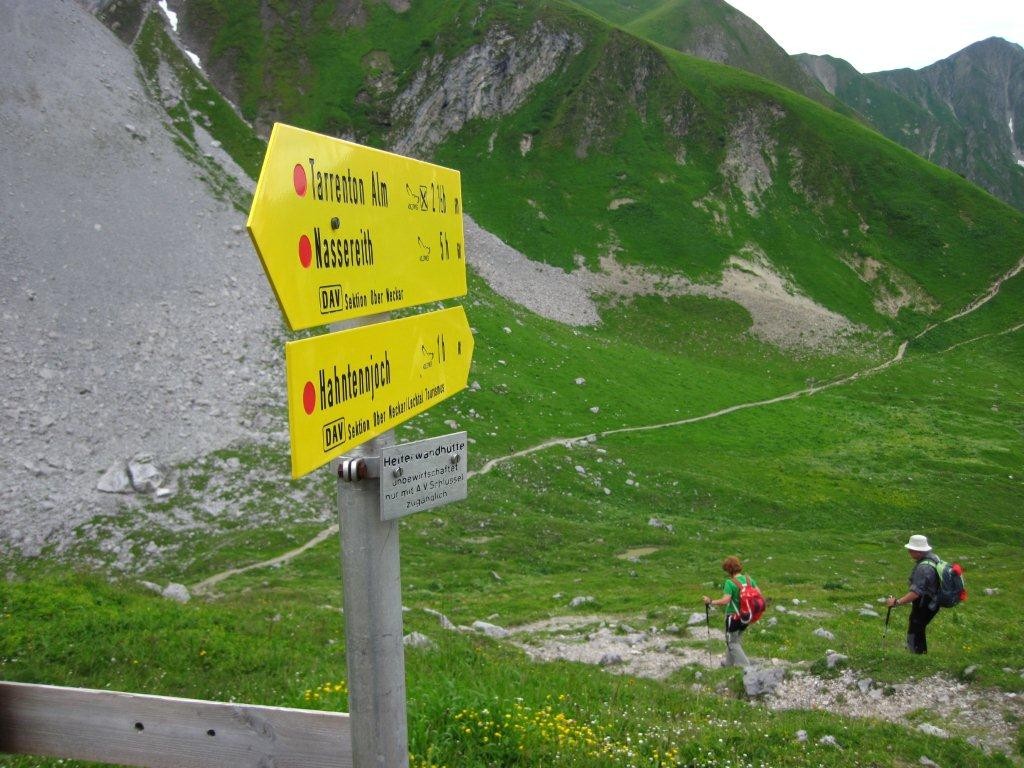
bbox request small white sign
[380,432,468,520]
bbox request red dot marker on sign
[298,235,312,268]
[303,381,316,415]
[293,163,307,196]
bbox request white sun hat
[904,534,932,552]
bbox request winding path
[192,257,1024,594]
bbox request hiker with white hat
[885,534,942,654]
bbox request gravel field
[0,0,281,557]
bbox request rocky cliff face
[874,38,1024,191]
[389,21,584,157]
[799,38,1024,211]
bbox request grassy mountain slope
[177,0,1024,345]
[5,268,1023,767]
[570,0,841,110]
[794,52,950,151]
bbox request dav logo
[319,284,343,315]
[323,417,346,452]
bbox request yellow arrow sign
[284,306,474,478]
[248,123,467,331]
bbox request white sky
[725,0,1024,73]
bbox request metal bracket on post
[338,456,381,482]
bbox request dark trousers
[725,615,748,634]
[906,601,939,654]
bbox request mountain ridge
[798,36,1024,210]
[558,0,1024,211]
[571,0,849,113]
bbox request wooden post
[0,681,352,767]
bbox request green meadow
[4,266,1023,767]
[4,2,1024,766]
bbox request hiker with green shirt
[703,555,757,667]
[885,534,942,654]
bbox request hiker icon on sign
[420,345,435,371]
[417,236,431,262]
[406,184,428,211]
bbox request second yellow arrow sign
[284,306,474,478]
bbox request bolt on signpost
[247,123,473,768]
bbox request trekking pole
[883,600,893,651]
[705,603,712,666]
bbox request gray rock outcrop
[743,666,785,696]
[390,22,584,156]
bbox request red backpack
[730,575,766,625]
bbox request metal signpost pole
[338,431,407,768]
[334,316,408,768]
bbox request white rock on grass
[472,620,510,638]
[423,608,456,630]
[403,632,436,649]
[687,612,707,626]
[825,651,848,669]
[813,627,835,641]
[162,583,190,603]
[570,596,595,608]
[917,723,949,739]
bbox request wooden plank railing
[0,681,352,767]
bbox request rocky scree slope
[0,0,281,558]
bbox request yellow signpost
[284,306,474,478]
[246,123,473,766]
[247,123,467,331]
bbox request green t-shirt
[722,574,757,615]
